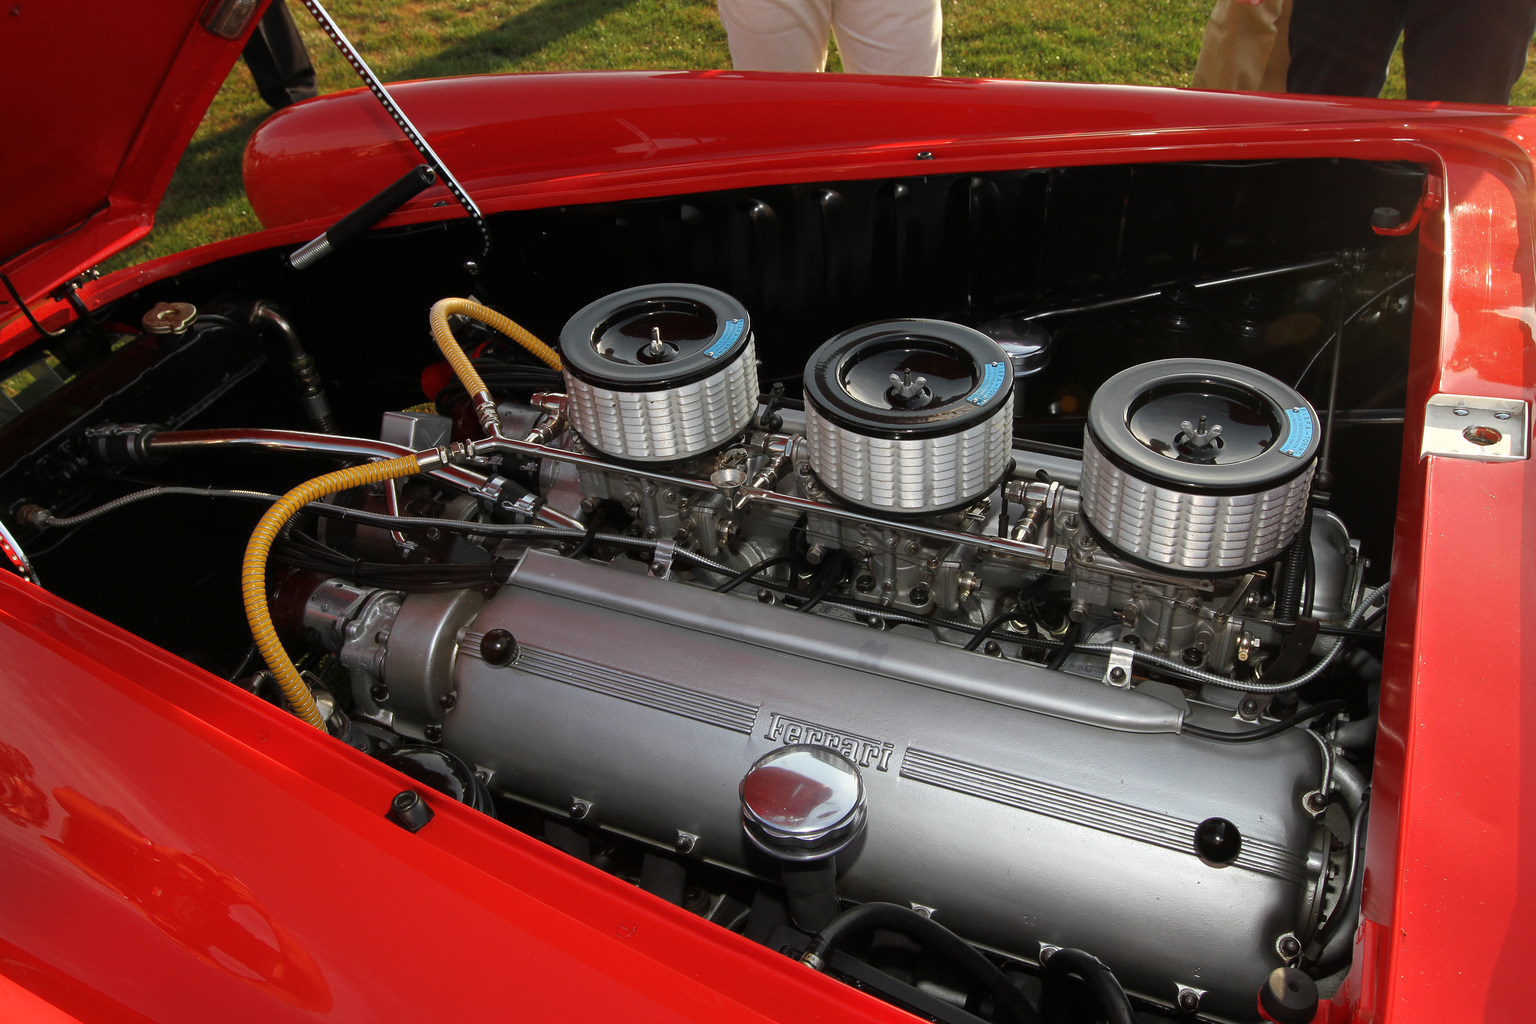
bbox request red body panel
[239,73,1530,234]
[1,69,1533,1024]
[0,0,259,315]
[0,574,917,1024]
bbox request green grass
[110,0,1536,270]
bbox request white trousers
[718,0,943,76]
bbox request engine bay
[0,157,1418,1023]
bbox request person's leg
[828,0,942,76]
[1260,0,1293,92]
[718,0,835,72]
[1191,0,1287,93]
[1401,0,1536,103]
[242,1,318,110]
[1286,0,1403,97]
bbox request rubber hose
[1039,948,1135,1024]
[801,903,1040,1024]
[430,297,561,374]
[1310,798,1369,977]
[241,454,423,730]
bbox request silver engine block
[304,323,1364,1022]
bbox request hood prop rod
[299,0,491,273]
[287,164,436,271]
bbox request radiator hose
[429,298,561,438]
[241,454,425,729]
[801,902,1042,1024]
[1039,948,1135,1024]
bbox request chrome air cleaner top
[802,319,1014,516]
[560,284,758,462]
[1079,358,1320,575]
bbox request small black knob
[386,789,434,833]
[1370,207,1402,230]
[1258,967,1319,1024]
[1194,816,1242,866]
[480,628,517,666]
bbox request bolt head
[438,692,457,711]
[1278,934,1302,958]
[369,682,390,703]
[1177,989,1200,1012]
[423,725,442,743]
[1109,666,1128,683]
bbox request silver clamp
[1103,642,1136,687]
[650,538,677,580]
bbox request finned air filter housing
[560,284,759,462]
[803,319,1014,516]
[1079,359,1320,576]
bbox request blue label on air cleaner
[966,361,1007,406]
[1280,406,1315,458]
[704,319,745,359]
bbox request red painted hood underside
[0,0,257,315]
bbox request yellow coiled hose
[243,299,552,729]
[430,297,561,377]
[241,454,423,730]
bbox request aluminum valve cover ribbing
[435,550,1327,1021]
[1079,359,1320,575]
[559,284,759,462]
[802,319,1014,515]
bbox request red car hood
[0,0,258,317]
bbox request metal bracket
[1103,642,1136,688]
[1421,393,1528,462]
[650,538,677,580]
[1174,983,1208,1013]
